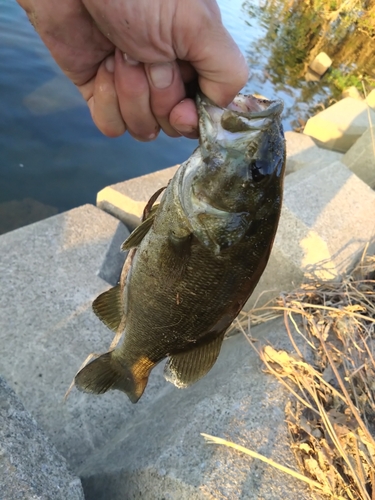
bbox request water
[0,0,373,233]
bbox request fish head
[179,94,286,254]
[196,93,285,212]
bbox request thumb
[179,8,249,106]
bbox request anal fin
[164,333,225,388]
[92,284,123,332]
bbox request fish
[75,93,286,403]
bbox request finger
[193,33,248,107]
[114,49,159,141]
[175,5,249,107]
[177,60,197,85]
[145,61,186,137]
[83,56,126,137]
[169,99,199,139]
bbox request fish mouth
[227,94,283,118]
[197,93,283,138]
[197,93,283,123]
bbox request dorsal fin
[164,333,225,388]
[92,284,123,332]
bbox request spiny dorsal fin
[164,333,225,388]
[92,284,123,332]
[121,205,159,251]
[142,186,166,221]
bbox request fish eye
[249,160,267,182]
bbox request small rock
[305,67,321,82]
[309,52,332,76]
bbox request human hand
[17,0,248,140]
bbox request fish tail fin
[74,351,148,404]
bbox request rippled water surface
[0,0,373,233]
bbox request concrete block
[303,97,375,152]
[97,164,179,229]
[0,205,167,470]
[96,136,343,227]
[309,52,332,76]
[367,88,375,110]
[342,125,375,188]
[0,204,315,498]
[78,318,314,500]
[304,67,321,82]
[341,86,362,100]
[247,160,375,308]
[285,131,343,174]
[0,376,84,500]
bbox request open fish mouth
[197,93,284,142]
[226,94,284,117]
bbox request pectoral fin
[164,333,225,388]
[121,208,158,251]
[92,284,123,332]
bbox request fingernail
[149,63,173,89]
[105,56,115,73]
[123,53,139,66]
[148,133,157,140]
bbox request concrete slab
[0,205,167,469]
[247,160,375,308]
[0,204,316,498]
[97,164,179,229]
[342,125,375,188]
[303,97,375,152]
[285,131,343,174]
[367,88,375,109]
[78,318,315,500]
[0,376,84,500]
[96,135,343,228]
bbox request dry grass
[207,249,375,499]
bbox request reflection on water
[0,0,374,234]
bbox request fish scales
[75,93,286,403]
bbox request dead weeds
[245,249,375,499]
[205,249,374,499]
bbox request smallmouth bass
[75,93,286,403]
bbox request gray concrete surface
[0,204,316,498]
[0,205,167,470]
[0,376,84,500]
[78,317,315,500]
[247,160,375,308]
[342,125,375,188]
[285,131,343,174]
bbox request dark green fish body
[75,94,286,403]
